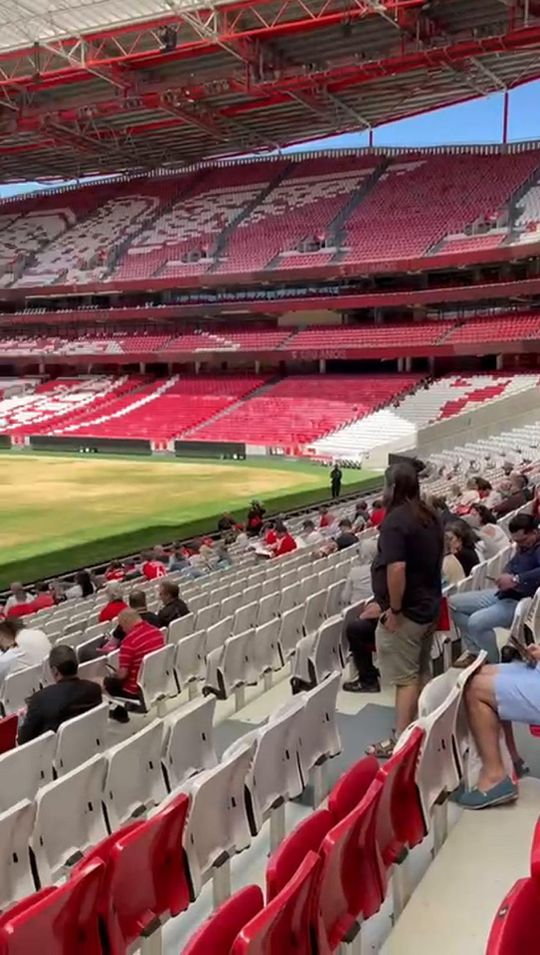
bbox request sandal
[365,737,396,759]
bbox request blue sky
[1,79,540,198]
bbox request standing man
[366,462,444,758]
[330,463,343,499]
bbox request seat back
[297,673,341,785]
[83,793,190,955]
[252,619,281,677]
[32,754,107,886]
[327,755,379,822]
[0,715,18,755]
[174,629,206,689]
[256,592,280,627]
[239,699,305,835]
[409,686,463,823]
[196,603,221,633]
[303,590,327,636]
[0,732,55,812]
[278,605,305,662]
[103,720,166,830]
[232,852,320,955]
[218,629,254,696]
[162,696,217,791]
[375,725,426,889]
[167,613,195,644]
[138,643,176,708]
[486,878,540,955]
[316,778,385,950]
[1,664,43,715]
[233,602,258,636]
[55,703,109,777]
[267,809,333,901]
[183,739,256,899]
[206,617,233,654]
[280,583,301,615]
[183,886,264,955]
[0,800,36,910]
[312,616,343,684]
[0,858,104,955]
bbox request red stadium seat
[0,859,103,955]
[231,852,320,955]
[486,877,540,954]
[0,715,18,755]
[266,808,333,901]
[375,725,426,892]
[316,777,385,950]
[327,754,379,820]
[75,792,190,955]
[182,886,264,955]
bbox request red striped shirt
[119,620,164,695]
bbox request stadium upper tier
[0,313,539,358]
[2,147,540,291]
[1,373,536,450]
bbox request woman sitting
[445,522,480,578]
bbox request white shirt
[298,530,325,548]
[0,645,28,690]
[4,594,32,614]
[16,628,51,666]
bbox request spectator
[319,505,333,529]
[330,463,343,499]
[105,561,125,582]
[168,546,190,573]
[453,648,540,809]
[246,500,265,537]
[449,513,540,666]
[343,601,382,694]
[98,583,127,623]
[271,520,297,557]
[366,463,443,758]
[18,645,102,745]
[213,539,232,568]
[0,619,50,691]
[263,521,278,547]
[445,522,480,577]
[81,590,161,662]
[352,500,369,532]
[475,477,502,510]
[429,495,455,527]
[369,500,386,528]
[4,581,32,617]
[442,541,465,587]
[156,579,190,628]
[141,549,167,580]
[28,582,55,613]
[298,519,324,548]
[104,609,164,715]
[217,513,236,534]
[468,504,509,559]
[334,518,358,551]
[493,473,528,517]
[65,570,95,599]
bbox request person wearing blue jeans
[450,589,517,663]
[449,512,540,666]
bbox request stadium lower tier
[1,372,538,451]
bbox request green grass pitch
[0,453,380,587]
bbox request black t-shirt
[371,502,443,623]
[456,546,479,577]
[335,531,358,551]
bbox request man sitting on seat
[449,513,540,666]
[104,609,164,714]
[156,579,190,628]
[0,618,50,691]
[455,645,540,810]
[18,645,102,744]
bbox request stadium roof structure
[1,0,540,182]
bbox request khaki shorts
[375,614,435,687]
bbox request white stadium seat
[174,630,207,694]
[54,702,109,777]
[0,732,55,812]
[32,754,107,885]
[1,664,43,716]
[168,613,196,644]
[138,643,177,709]
[103,720,166,830]
[0,800,36,909]
[182,738,256,900]
[162,696,217,791]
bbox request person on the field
[18,645,102,744]
[156,579,190,628]
[330,464,343,499]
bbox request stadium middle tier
[2,372,536,448]
[1,146,540,289]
